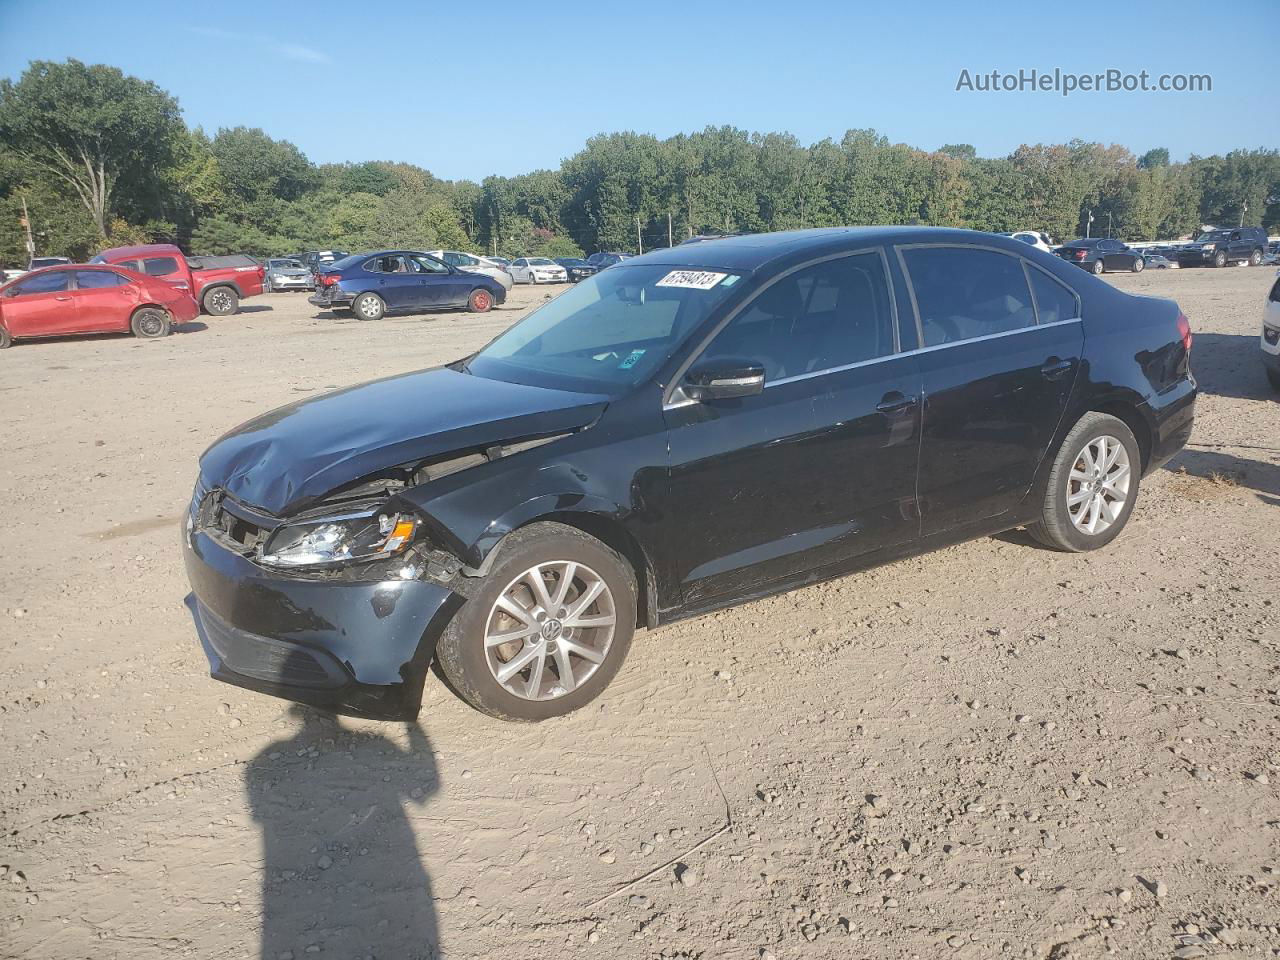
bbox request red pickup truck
[90,244,264,316]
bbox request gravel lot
[2,266,1278,960]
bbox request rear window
[141,257,180,276]
[903,247,1036,347]
[1028,268,1080,324]
[75,270,128,289]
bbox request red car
[90,244,264,316]
[0,264,199,349]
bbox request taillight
[320,273,341,287]
[1177,312,1193,354]
[1074,250,1086,260]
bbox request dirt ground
[1,265,1277,960]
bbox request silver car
[426,250,513,292]
[264,258,314,292]
[508,257,568,284]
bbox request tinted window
[142,257,180,276]
[1028,268,1079,325]
[1015,234,1038,245]
[699,253,895,381]
[74,270,128,289]
[366,255,410,273]
[903,247,1036,347]
[13,271,69,294]
[1270,278,1280,304]
[115,259,142,272]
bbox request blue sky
[0,0,1272,181]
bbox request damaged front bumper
[183,523,463,720]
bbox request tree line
[1,59,1277,268]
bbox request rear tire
[203,286,239,316]
[1091,260,1105,275]
[1028,412,1141,552]
[130,307,170,340]
[0,326,11,349]
[1131,257,1144,273]
[353,292,385,321]
[1250,249,1263,266]
[467,288,494,313]
[436,522,636,722]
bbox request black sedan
[184,227,1196,722]
[1054,238,1144,274]
[554,257,598,282]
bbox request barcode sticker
[655,270,728,290]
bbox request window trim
[71,269,128,290]
[663,245,900,408]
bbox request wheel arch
[1087,397,1152,472]
[461,505,658,630]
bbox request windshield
[30,257,68,268]
[468,264,743,394]
[268,259,302,268]
[528,258,556,266]
[1195,232,1228,242]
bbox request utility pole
[667,212,673,249]
[1107,211,1112,238]
[636,217,642,255]
[20,194,35,259]
[1240,200,1248,228]
[1085,209,1094,239]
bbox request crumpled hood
[200,367,608,517]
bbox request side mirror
[684,361,766,402]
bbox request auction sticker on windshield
[656,270,730,290]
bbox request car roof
[621,226,1051,272]
[95,243,184,259]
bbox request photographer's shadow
[247,701,440,959]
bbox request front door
[662,255,920,606]
[408,255,470,307]
[366,254,418,308]
[899,245,1084,536]
[1,269,77,337]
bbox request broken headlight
[259,509,418,569]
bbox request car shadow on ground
[235,305,274,314]
[247,695,441,959]
[175,321,208,334]
[1184,332,1274,400]
[1164,445,1280,503]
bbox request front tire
[1091,260,1105,275]
[130,307,171,339]
[1028,412,1141,552]
[353,292,385,321]
[436,522,636,722]
[1213,250,1227,268]
[203,286,239,316]
[467,288,494,313]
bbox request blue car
[308,251,507,321]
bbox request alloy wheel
[483,561,617,701]
[1067,434,1131,535]
[209,289,233,313]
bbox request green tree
[0,59,185,240]
[211,126,316,205]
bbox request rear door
[1,270,77,336]
[365,254,418,307]
[899,244,1084,536]
[71,270,136,332]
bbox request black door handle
[876,391,918,414]
[1041,357,1074,380]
